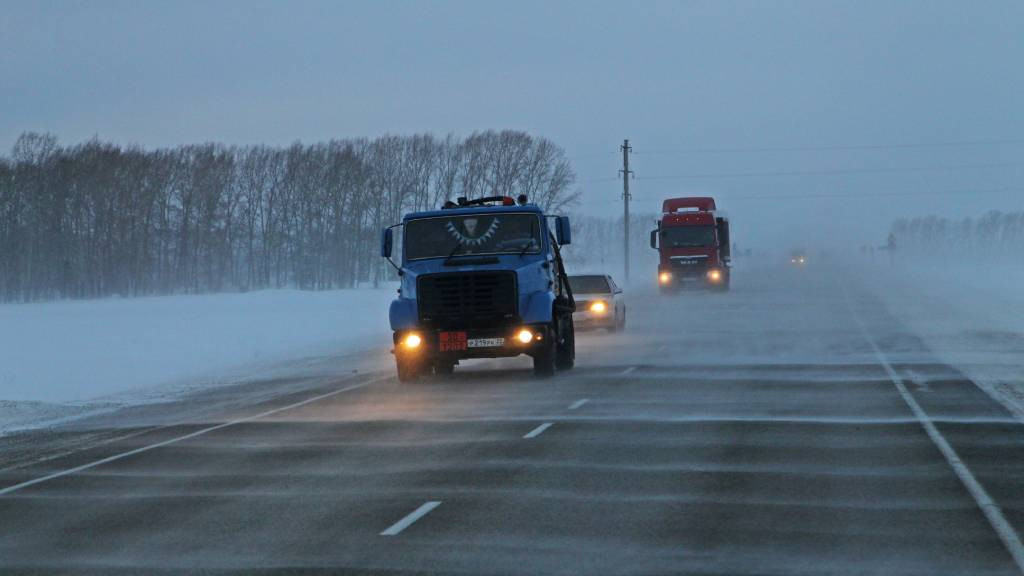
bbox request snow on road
[0,288,396,433]
[859,261,1024,420]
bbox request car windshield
[569,275,611,293]
[404,212,542,260]
[661,226,716,248]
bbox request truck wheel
[396,355,423,383]
[533,327,557,378]
[555,317,575,371]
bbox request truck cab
[649,197,731,292]
[381,196,576,381]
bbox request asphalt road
[2,262,1023,575]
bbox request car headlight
[707,269,722,282]
[516,329,534,344]
[589,301,607,313]
[658,272,672,284]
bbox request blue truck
[380,195,576,382]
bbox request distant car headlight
[658,272,672,284]
[403,333,422,349]
[589,301,607,313]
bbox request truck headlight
[707,269,722,282]
[658,272,672,284]
[589,301,607,313]
[403,333,423,349]
[516,329,534,344]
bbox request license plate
[468,337,504,348]
[439,331,467,351]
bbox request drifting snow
[860,260,1024,420]
[0,288,396,433]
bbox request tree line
[0,131,578,302]
[889,210,1024,260]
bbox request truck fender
[521,290,556,325]
[389,298,418,331]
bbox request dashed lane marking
[568,399,589,410]
[523,423,553,439]
[0,377,387,496]
[619,366,637,376]
[380,501,442,536]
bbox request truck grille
[669,256,710,276]
[417,271,517,328]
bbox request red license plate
[439,331,468,352]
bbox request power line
[632,137,1024,156]
[633,160,1024,181]
[626,186,1024,201]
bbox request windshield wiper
[519,219,538,257]
[443,240,466,265]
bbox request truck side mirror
[380,227,393,258]
[555,216,571,245]
[649,229,658,249]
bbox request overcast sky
[3,0,1023,250]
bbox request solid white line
[568,399,589,411]
[380,501,442,536]
[0,378,383,497]
[843,289,1024,573]
[523,422,553,439]
[619,366,637,376]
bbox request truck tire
[396,354,423,383]
[555,316,575,371]
[533,327,557,377]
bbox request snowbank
[0,288,396,432]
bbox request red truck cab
[649,197,730,292]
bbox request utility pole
[620,139,633,282]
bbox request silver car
[569,274,626,331]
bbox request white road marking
[844,289,1024,573]
[568,399,589,410]
[0,377,385,496]
[619,366,637,376]
[523,422,553,439]
[380,501,442,536]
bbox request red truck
[649,197,731,292]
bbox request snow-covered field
[0,288,396,433]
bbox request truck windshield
[661,226,715,248]
[569,275,611,293]
[404,212,543,260]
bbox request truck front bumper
[394,325,550,361]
